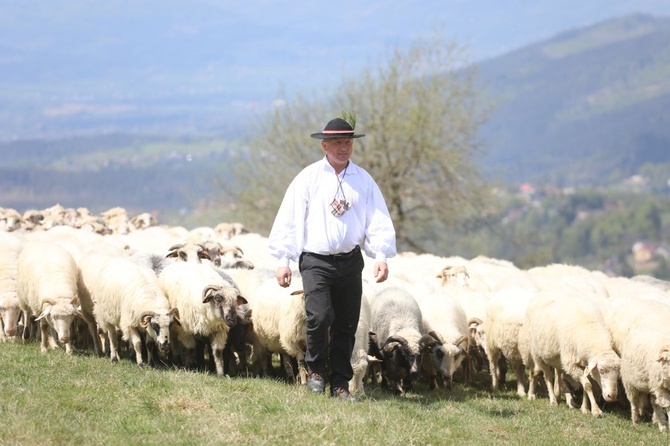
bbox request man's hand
[373,261,389,283]
[276,267,292,287]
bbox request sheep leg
[104,325,120,363]
[129,328,145,367]
[578,373,602,417]
[39,320,51,353]
[628,389,644,425]
[527,365,539,400]
[210,333,226,376]
[538,362,558,406]
[513,360,527,397]
[296,353,307,386]
[83,314,103,357]
[650,395,669,432]
[488,348,501,392]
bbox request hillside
[478,13,670,186]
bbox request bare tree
[225,31,491,254]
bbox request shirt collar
[320,156,359,175]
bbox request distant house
[632,241,658,263]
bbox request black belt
[305,245,360,260]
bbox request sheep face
[141,309,179,354]
[166,243,210,263]
[202,285,238,327]
[36,299,80,345]
[587,355,620,403]
[419,333,468,389]
[0,292,21,337]
[659,346,670,389]
[381,336,420,393]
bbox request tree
[226,30,491,254]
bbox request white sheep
[348,283,377,396]
[78,250,178,365]
[481,287,537,396]
[0,207,22,232]
[603,296,670,357]
[620,328,670,431]
[527,263,608,297]
[0,291,21,341]
[369,286,424,394]
[525,288,620,417]
[417,290,470,390]
[247,275,308,384]
[159,261,240,376]
[17,240,84,354]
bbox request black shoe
[307,371,325,393]
[331,387,360,402]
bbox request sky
[2,0,670,138]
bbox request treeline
[438,188,670,279]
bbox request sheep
[129,212,158,231]
[214,222,248,240]
[21,209,44,231]
[247,275,308,384]
[200,240,255,270]
[369,286,424,394]
[481,287,537,396]
[78,250,178,365]
[0,232,23,339]
[603,296,670,357]
[348,284,377,396]
[620,328,670,431]
[17,240,84,354]
[0,207,22,232]
[222,298,253,376]
[525,288,620,417]
[417,291,470,390]
[527,263,608,297]
[0,291,21,341]
[631,275,670,293]
[101,207,130,234]
[159,261,240,376]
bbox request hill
[478,13,670,186]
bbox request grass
[0,341,668,446]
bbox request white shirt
[269,156,397,267]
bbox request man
[268,116,396,401]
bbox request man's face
[322,137,353,168]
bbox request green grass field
[0,341,667,446]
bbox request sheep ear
[290,290,304,296]
[237,296,248,305]
[36,305,52,321]
[657,345,670,363]
[584,359,598,377]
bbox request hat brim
[310,133,365,140]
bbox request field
[0,341,667,446]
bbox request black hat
[310,118,365,139]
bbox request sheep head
[202,284,239,327]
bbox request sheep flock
[2,204,670,431]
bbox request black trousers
[299,246,364,392]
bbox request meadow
[0,341,667,446]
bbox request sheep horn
[140,311,156,327]
[419,333,440,351]
[383,335,408,349]
[454,334,470,349]
[427,330,445,344]
[165,244,184,258]
[468,317,483,327]
[202,285,222,302]
[40,298,57,309]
